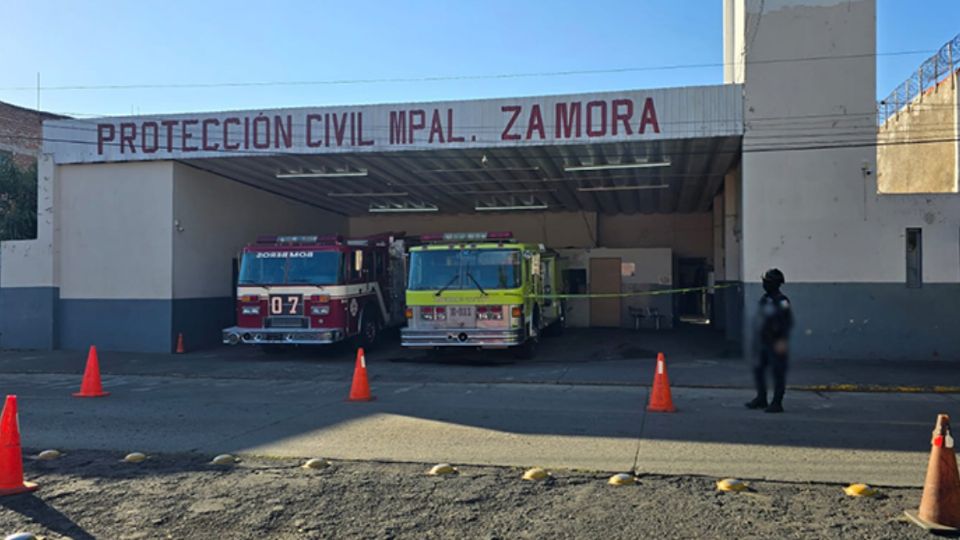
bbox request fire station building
[2,0,959,360]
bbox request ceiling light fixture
[277,169,369,179]
[368,202,439,213]
[461,188,557,195]
[564,161,671,172]
[475,204,549,212]
[327,191,409,198]
[474,197,549,212]
[576,184,670,192]
[419,166,540,174]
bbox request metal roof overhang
[180,135,742,216]
[45,84,745,215]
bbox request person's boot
[745,397,768,410]
[764,401,784,413]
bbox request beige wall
[878,75,959,194]
[350,211,713,263]
[558,247,674,328]
[598,213,713,263]
[350,211,598,248]
[172,164,347,299]
[59,162,175,299]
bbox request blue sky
[0,0,957,117]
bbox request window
[906,228,922,288]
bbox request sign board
[43,84,743,164]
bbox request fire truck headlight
[311,305,331,316]
[242,305,260,315]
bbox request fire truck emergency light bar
[564,160,671,172]
[421,231,514,242]
[256,235,342,244]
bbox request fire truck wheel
[514,309,541,359]
[544,304,566,337]
[358,311,381,349]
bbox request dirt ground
[0,450,931,540]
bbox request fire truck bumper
[222,327,345,346]
[401,328,525,348]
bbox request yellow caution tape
[529,284,736,301]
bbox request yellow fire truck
[401,232,563,358]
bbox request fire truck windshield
[408,249,521,291]
[238,251,341,285]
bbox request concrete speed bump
[211,454,240,466]
[123,452,147,464]
[716,478,749,492]
[427,463,458,476]
[843,483,880,498]
[5,533,39,540]
[36,449,62,461]
[302,458,332,470]
[522,467,551,481]
[607,473,637,486]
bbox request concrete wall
[171,163,346,349]
[57,161,175,352]
[352,211,713,261]
[1,158,344,352]
[597,213,713,262]
[878,74,959,193]
[557,248,673,329]
[2,155,64,349]
[350,212,598,248]
[732,0,960,360]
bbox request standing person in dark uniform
[745,268,793,413]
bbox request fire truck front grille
[265,316,309,329]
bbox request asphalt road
[4,367,955,487]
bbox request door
[589,258,621,328]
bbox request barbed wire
[878,33,960,125]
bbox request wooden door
[589,258,621,327]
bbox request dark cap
[762,268,785,285]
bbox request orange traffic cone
[647,352,676,413]
[905,414,960,532]
[348,348,374,402]
[175,333,185,354]
[73,345,110,398]
[0,395,39,496]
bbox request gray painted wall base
[0,287,59,350]
[60,299,172,353]
[173,297,234,352]
[743,282,960,360]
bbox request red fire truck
[222,233,407,350]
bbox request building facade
[1,0,958,360]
